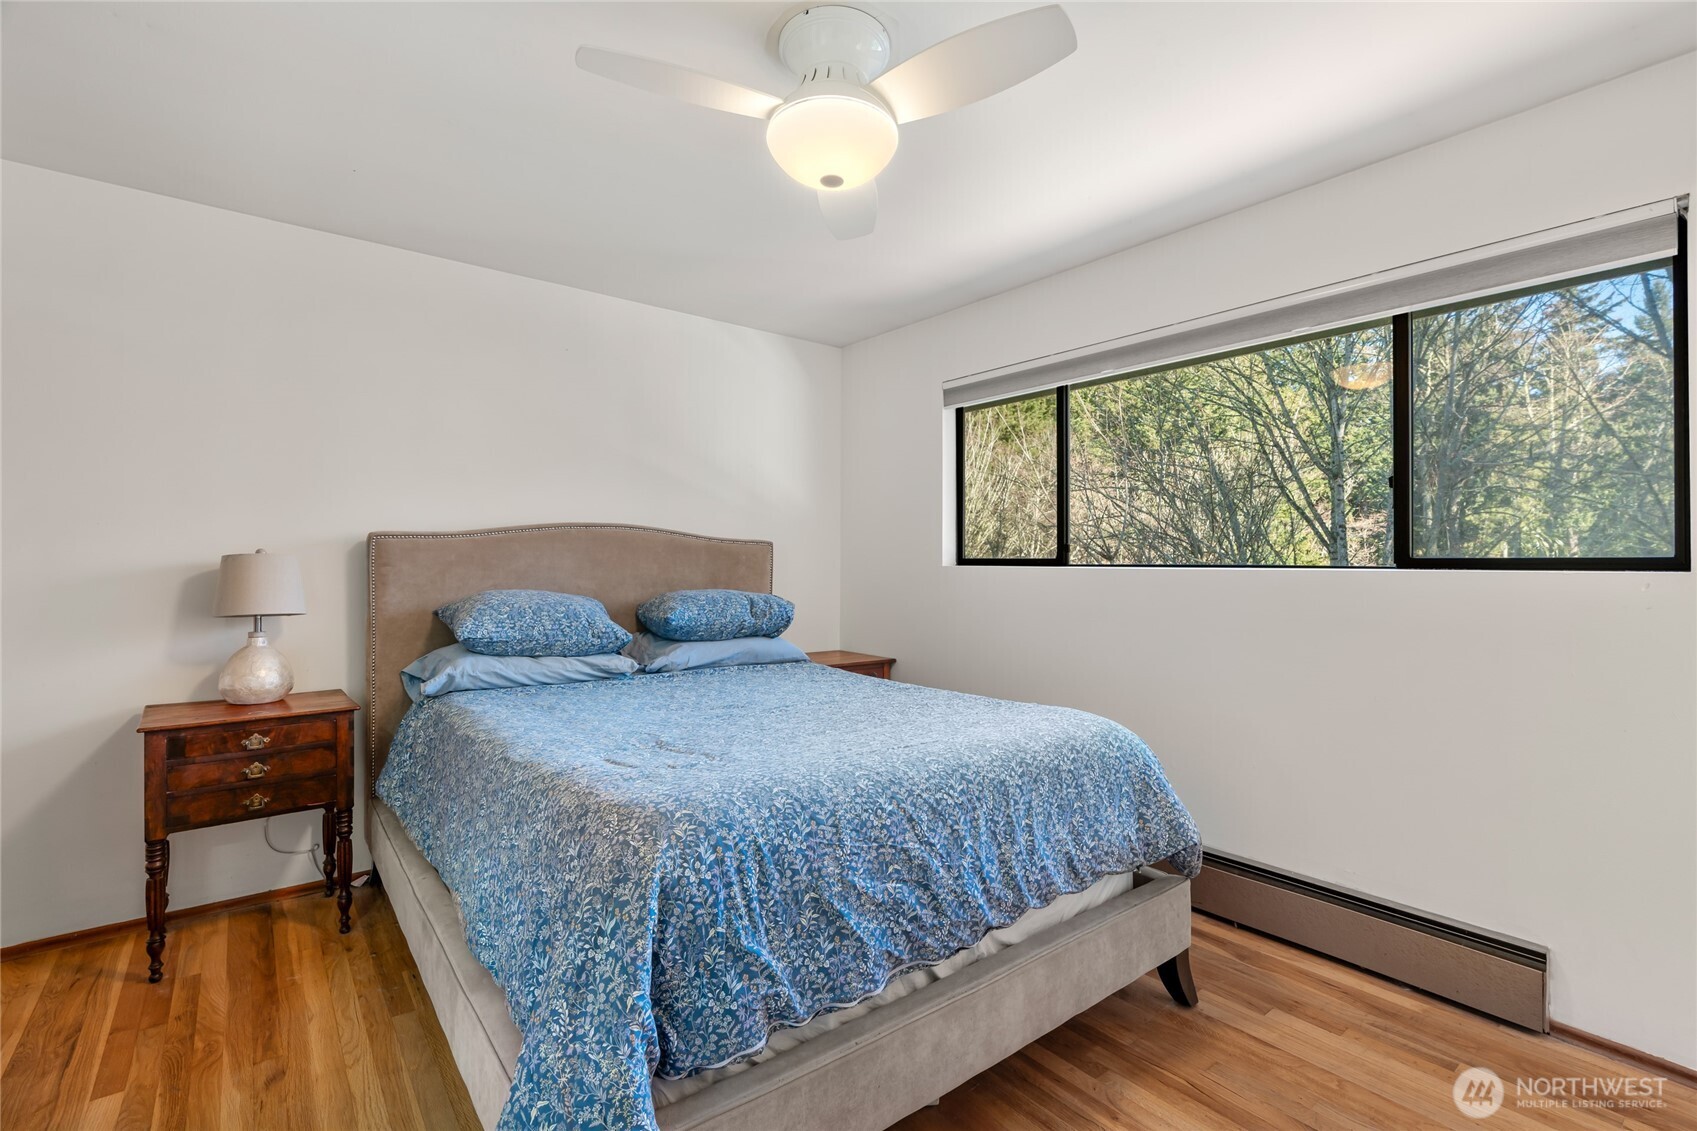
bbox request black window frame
[957,216,1690,571]
[956,386,1069,566]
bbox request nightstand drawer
[836,660,891,678]
[176,718,336,760]
[166,775,336,831]
[165,744,337,794]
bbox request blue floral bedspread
[376,662,1201,1131]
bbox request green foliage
[1069,326,1391,566]
[961,394,1057,559]
[1409,267,1676,559]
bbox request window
[1070,325,1392,566]
[958,249,1688,570]
[958,392,1061,562]
[1405,266,1681,563]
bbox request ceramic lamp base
[219,631,295,704]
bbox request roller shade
[944,199,1683,409]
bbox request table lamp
[213,549,306,704]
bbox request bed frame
[366,522,1197,1131]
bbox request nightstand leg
[334,808,353,933]
[322,805,336,897]
[144,838,169,982]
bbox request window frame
[956,216,1690,571]
[1391,229,1689,571]
[955,386,1069,566]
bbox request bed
[365,523,1201,1131]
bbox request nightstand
[808,650,895,679]
[137,689,358,982]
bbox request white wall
[841,55,1697,1066]
[0,161,842,947]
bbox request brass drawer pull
[240,732,271,751]
[243,793,271,811]
[242,761,271,779]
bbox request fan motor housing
[777,6,891,83]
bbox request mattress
[377,662,1201,1129]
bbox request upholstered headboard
[365,523,773,794]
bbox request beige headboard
[365,523,773,794]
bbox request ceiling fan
[576,5,1077,239]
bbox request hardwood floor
[4,889,1693,1130]
[900,916,1697,1131]
[1,884,477,1131]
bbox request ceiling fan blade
[575,46,783,119]
[818,181,878,240]
[869,5,1076,125]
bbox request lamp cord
[261,815,320,859]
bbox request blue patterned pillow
[637,589,794,641]
[435,590,632,657]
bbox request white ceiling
[4,2,1694,346]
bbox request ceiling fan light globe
[765,94,898,191]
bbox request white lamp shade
[214,550,306,618]
[765,93,898,190]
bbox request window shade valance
[942,199,1684,409]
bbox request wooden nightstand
[137,689,358,982]
[808,650,895,679]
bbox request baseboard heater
[1189,849,1549,1032]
